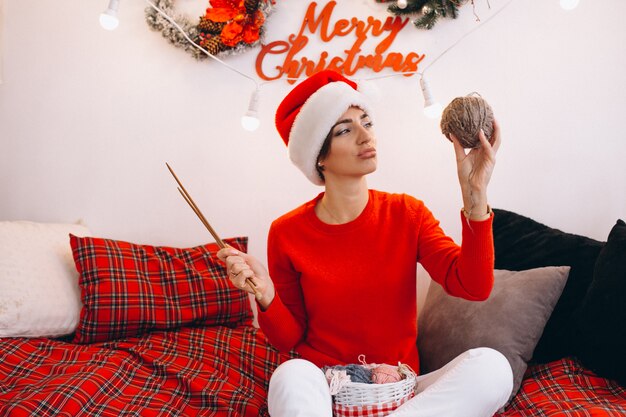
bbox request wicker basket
[333,372,417,406]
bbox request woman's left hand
[450,119,501,219]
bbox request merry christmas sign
[256,1,425,83]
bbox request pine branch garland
[414,8,439,30]
[388,0,429,16]
[387,0,464,30]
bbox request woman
[217,70,513,417]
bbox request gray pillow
[417,267,570,401]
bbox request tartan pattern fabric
[333,394,414,417]
[0,325,294,417]
[1,328,624,417]
[70,235,253,344]
[496,357,626,417]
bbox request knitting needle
[165,163,263,301]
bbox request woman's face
[319,106,377,182]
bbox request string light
[419,76,443,119]
[559,0,580,10]
[413,0,517,119]
[100,0,121,31]
[141,0,262,131]
[101,0,529,125]
[241,88,261,131]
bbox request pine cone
[200,35,227,55]
[244,0,260,14]
[197,17,225,35]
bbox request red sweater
[258,190,494,372]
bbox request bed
[1,209,624,416]
[1,330,624,416]
[1,326,283,416]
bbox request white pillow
[0,220,91,337]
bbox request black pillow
[576,219,626,385]
[492,209,604,363]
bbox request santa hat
[275,70,374,185]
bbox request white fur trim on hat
[288,82,374,186]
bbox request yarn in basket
[326,364,372,383]
[371,363,403,384]
[440,94,495,149]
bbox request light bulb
[241,114,260,131]
[397,0,408,9]
[423,102,444,119]
[100,0,120,31]
[560,0,580,10]
[241,87,261,132]
[99,12,119,30]
[419,76,443,119]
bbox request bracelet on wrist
[462,204,492,220]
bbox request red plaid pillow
[70,235,252,344]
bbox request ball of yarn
[440,95,494,149]
[324,368,351,395]
[331,364,372,384]
[371,364,403,384]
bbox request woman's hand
[450,119,501,220]
[216,246,275,310]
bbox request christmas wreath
[145,0,274,59]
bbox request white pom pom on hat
[275,70,374,185]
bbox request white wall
[1,0,625,272]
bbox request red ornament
[204,0,265,47]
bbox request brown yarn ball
[440,95,495,149]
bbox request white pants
[268,348,513,417]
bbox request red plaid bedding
[496,357,626,417]
[0,325,292,417]
[1,330,624,417]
